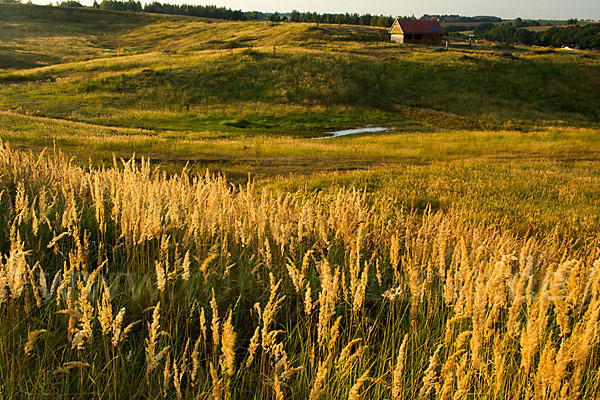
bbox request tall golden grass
[0,140,599,398]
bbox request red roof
[395,19,445,35]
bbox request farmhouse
[389,18,445,45]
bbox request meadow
[1,3,600,399]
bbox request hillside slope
[0,5,599,142]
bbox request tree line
[84,0,247,20]
[264,10,398,27]
[474,22,600,49]
[421,14,501,23]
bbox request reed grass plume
[0,141,599,398]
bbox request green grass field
[1,5,600,398]
[1,3,599,233]
[1,2,599,233]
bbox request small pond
[314,126,387,139]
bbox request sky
[34,0,600,20]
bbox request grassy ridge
[0,4,150,69]
[1,4,599,136]
[2,48,599,132]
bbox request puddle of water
[314,126,387,139]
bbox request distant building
[389,18,445,45]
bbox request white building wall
[391,34,404,43]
